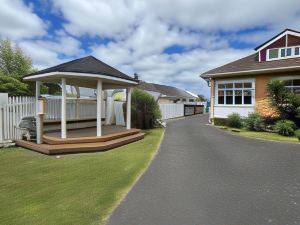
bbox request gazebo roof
[23,56,138,89]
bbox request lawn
[0,128,164,225]
[238,129,299,142]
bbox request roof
[24,55,136,82]
[201,29,300,79]
[254,28,300,51]
[137,81,196,99]
[201,53,300,79]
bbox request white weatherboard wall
[214,78,256,118]
[214,106,254,118]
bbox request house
[137,81,197,104]
[200,28,300,122]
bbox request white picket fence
[0,96,36,141]
[159,104,184,120]
[0,96,102,142]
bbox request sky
[1,0,300,98]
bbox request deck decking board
[16,133,144,155]
[43,129,141,145]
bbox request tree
[0,39,37,96]
[197,94,207,102]
[266,80,300,125]
[0,39,56,96]
[0,71,30,96]
[0,39,33,80]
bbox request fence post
[0,107,3,143]
[0,93,8,142]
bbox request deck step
[43,129,141,145]
[16,133,145,155]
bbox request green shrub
[244,113,264,131]
[266,80,300,126]
[227,113,242,128]
[275,120,296,136]
[130,88,161,129]
[213,118,228,126]
[295,129,300,141]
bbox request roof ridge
[88,56,134,80]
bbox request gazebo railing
[0,96,104,142]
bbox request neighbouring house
[137,81,198,104]
[200,28,300,122]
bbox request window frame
[267,45,300,61]
[283,79,300,95]
[215,79,255,107]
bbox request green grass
[219,127,299,143]
[0,128,164,225]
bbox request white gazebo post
[61,78,67,139]
[97,79,102,136]
[126,87,132,130]
[35,81,42,144]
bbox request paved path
[108,115,300,225]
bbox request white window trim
[267,46,300,61]
[272,75,300,94]
[215,79,255,107]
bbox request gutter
[200,65,300,79]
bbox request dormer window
[295,47,300,55]
[269,49,279,59]
[267,45,300,61]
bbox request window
[280,48,286,57]
[287,48,292,56]
[226,90,233,104]
[283,79,300,95]
[244,82,252,88]
[269,49,279,59]
[295,47,300,55]
[217,81,254,105]
[234,83,243,88]
[218,90,224,104]
[234,90,242,104]
[267,46,300,60]
[243,90,252,104]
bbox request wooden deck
[15,126,144,155]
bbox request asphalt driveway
[107,115,300,225]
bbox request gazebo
[16,56,144,154]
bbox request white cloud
[147,0,300,32]
[53,0,139,38]
[53,0,300,37]
[4,0,300,97]
[19,35,83,69]
[49,0,300,97]
[91,36,252,97]
[0,0,46,40]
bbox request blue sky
[1,0,300,97]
